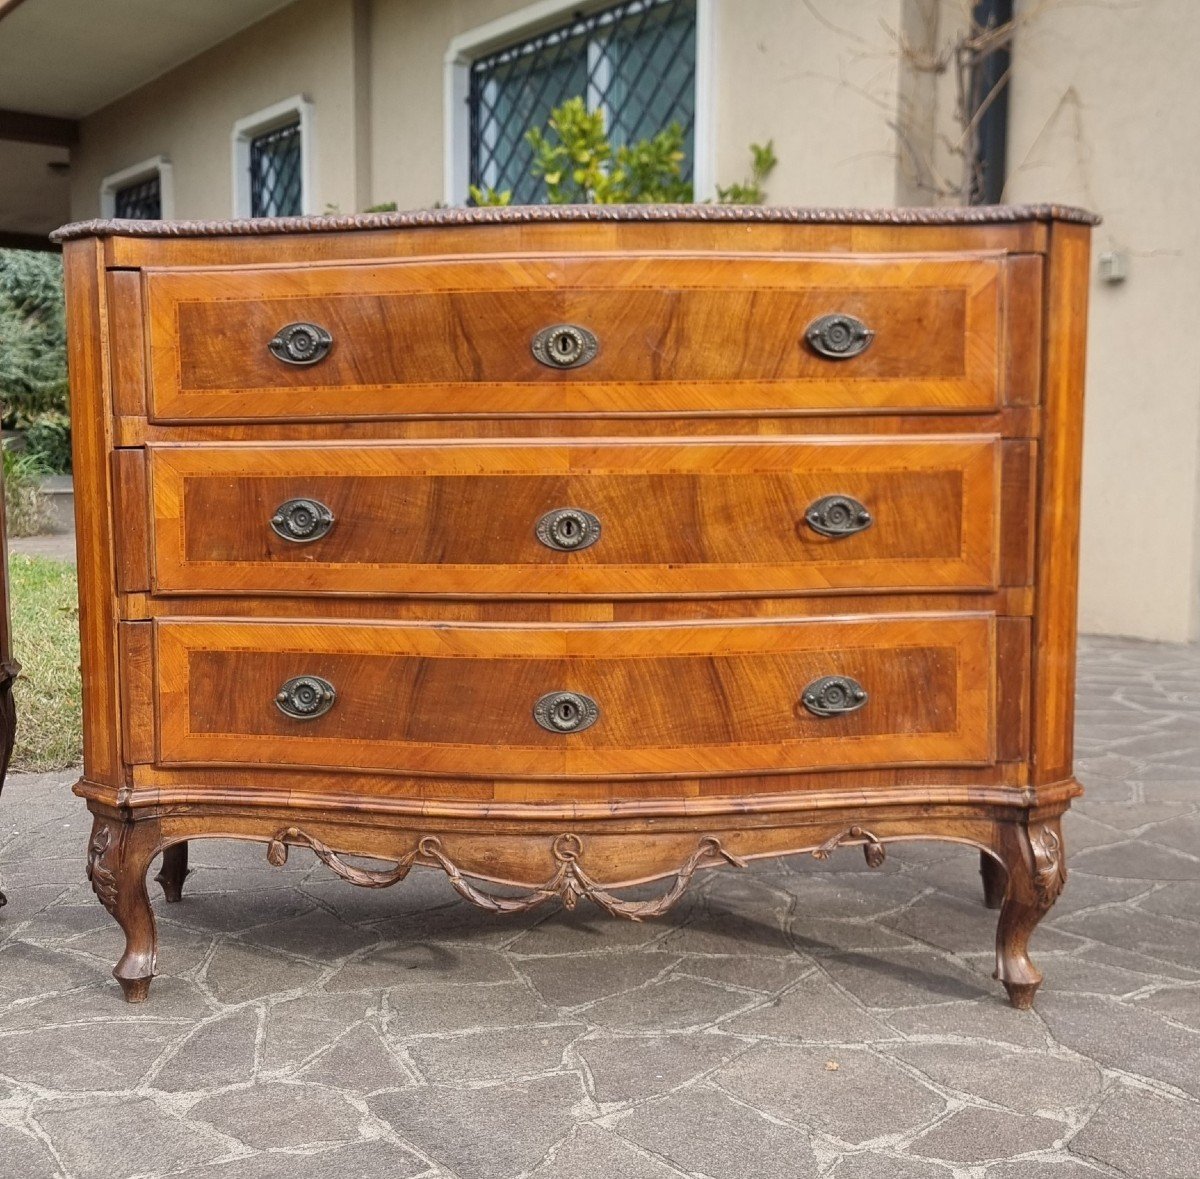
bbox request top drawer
[141,253,1015,423]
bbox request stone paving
[0,634,1196,1178]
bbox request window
[249,121,302,217]
[455,0,700,205]
[231,96,313,218]
[100,156,173,220]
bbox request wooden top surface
[51,202,1101,243]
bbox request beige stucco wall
[69,0,363,221]
[1005,0,1200,642]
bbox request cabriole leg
[980,850,1006,910]
[993,817,1067,1009]
[155,842,189,903]
[0,670,14,908]
[86,814,161,1002]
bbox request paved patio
[0,634,1196,1178]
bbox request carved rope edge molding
[264,825,892,921]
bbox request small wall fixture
[1097,251,1127,284]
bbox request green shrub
[0,249,68,428]
[470,97,776,207]
[2,444,53,537]
[23,413,71,474]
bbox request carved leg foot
[87,815,161,1002]
[0,671,15,912]
[993,817,1066,1010]
[155,842,189,903]
[980,850,1006,910]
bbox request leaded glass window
[468,0,696,204]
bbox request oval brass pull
[269,322,333,366]
[534,691,599,734]
[271,498,335,543]
[805,494,872,538]
[536,507,601,552]
[276,675,337,720]
[801,675,868,718]
[532,324,598,369]
[805,313,873,359]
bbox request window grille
[249,120,302,217]
[113,173,162,220]
[468,0,696,204]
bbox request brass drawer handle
[276,675,337,720]
[532,323,598,369]
[269,322,333,365]
[802,675,868,718]
[534,691,599,734]
[805,313,873,359]
[271,497,335,543]
[805,494,872,538]
[536,507,601,551]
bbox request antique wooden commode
[54,204,1095,1005]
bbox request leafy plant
[470,98,776,207]
[24,412,71,473]
[0,249,68,428]
[2,445,53,537]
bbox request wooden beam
[0,231,59,253]
[0,108,79,148]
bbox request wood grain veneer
[61,205,1092,1008]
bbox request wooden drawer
[147,614,997,779]
[142,436,1006,597]
[142,253,1010,421]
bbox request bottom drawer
[149,614,996,779]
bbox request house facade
[0,0,1197,644]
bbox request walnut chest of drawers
[55,204,1095,1006]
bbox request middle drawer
[142,436,1009,598]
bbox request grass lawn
[7,554,81,772]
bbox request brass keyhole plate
[533,690,600,734]
[535,507,602,552]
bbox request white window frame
[231,95,315,218]
[443,0,715,206]
[100,155,174,219]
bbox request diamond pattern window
[113,173,162,220]
[468,0,696,204]
[249,121,303,218]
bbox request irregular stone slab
[1137,880,1200,923]
[408,1023,584,1084]
[0,1019,181,1091]
[576,1031,743,1104]
[583,975,758,1033]
[1133,986,1200,1031]
[151,1007,260,1092]
[530,1124,684,1179]
[888,1043,1102,1114]
[171,1138,426,1179]
[519,950,677,1007]
[820,948,991,1008]
[201,941,325,1005]
[617,1084,819,1179]
[1070,1084,1199,1179]
[882,891,1079,955]
[908,1105,1063,1163]
[0,940,104,1003]
[37,1096,226,1179]
[1054,907,1200,973]
[885,998,1052,1050]
[369,1073,584,1179]
[1037,992,1200,1098]
[385,980,556,1037]
[0,1122,64,1179]
[238,907,379,960]
[298,1022,415,1093]
[985,1158,1112,1177]
[190,1081,365,1150]
[715,1044,944,1145]
[829,1154,954,1179]
[326,941,516,991]
[723,972,894,1042]
[673,954,813,993]
[260,992,379,1074]
[1071,840,1200,882]
[168,888,317,933]
[792,916,916,955]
